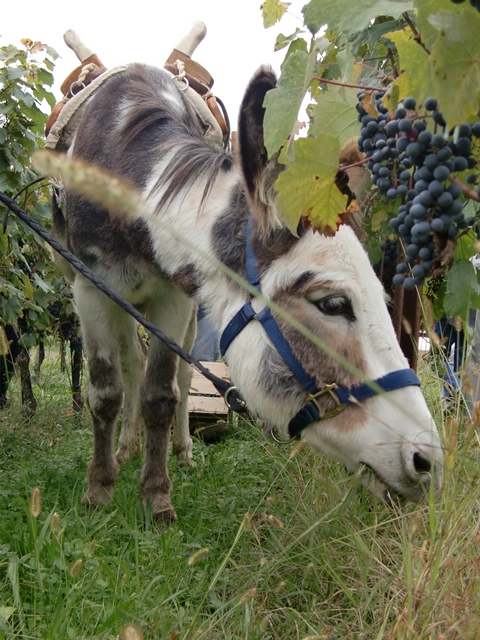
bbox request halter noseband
[220,216,421,439]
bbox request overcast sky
[2,0,305,127]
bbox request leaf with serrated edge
[261,0,291,28]
[303,0,413,35]
[275,133,346,233]
[310,85,360,147]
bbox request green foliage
[0,39,63,344]
[263,0,480,320]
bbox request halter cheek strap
[220,216,421,438]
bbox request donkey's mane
[118,64,235,215]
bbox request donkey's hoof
[176,451,196,468]
[81,483,114,507]
[153,506,178,531]
[180,458,196,468]
[115,443,141,465]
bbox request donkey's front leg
[75,281,124,507]
[84,362,122,506]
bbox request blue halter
[220,216,421,439]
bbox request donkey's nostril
[413,451,432,474]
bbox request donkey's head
[222,67,443,502]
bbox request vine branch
[402,12,431,55]
[449,175,480,203]
[315,77,388,93]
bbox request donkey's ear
[237,66,280,228]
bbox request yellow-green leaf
[275,133,346,233]
[261,0,291,28]
[382,29,432,112]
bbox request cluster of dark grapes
[357,91,480,289]
[451,0,480,13]
[47,298,63,319]
[372,238,398,277]
[60,320,77,342]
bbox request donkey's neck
[143,165,251,329]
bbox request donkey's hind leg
[74,277,124,507]
[172,306,197,466]
[116,326,147,464]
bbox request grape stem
[402,12,431,56]
[338,157,371,171]
[448,175,480,203]
[315,77,388,93]
[356,61,394,81]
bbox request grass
[1,345,480,639]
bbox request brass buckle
[306,383,346,420]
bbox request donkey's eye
[313,295,355,320]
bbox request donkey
[52,63,444,528]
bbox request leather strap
[47,56,107,137]
[165,49,214,88]
[164,63,229,141]
[60,54,105,96]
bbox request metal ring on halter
[224,386,246,411]
[270,427,297,445]
[69,81,86,97]
[173,75,189,91]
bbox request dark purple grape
[454,156,468,171]
[404,277,416,290]
[398,118,413,133]
[403,97,417,110]
[424,97,439,111]
[429,180,445,197]
[433,165,450,181]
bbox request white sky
[2,0,305,126]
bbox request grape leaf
[413,0,464,49]
[261,0,291,28]
[382,29,432,111]
[263,49,312,156]
[302,0,413,35]
[336,42,354,83]
[310,85,360,147]
[455,229,477,262]
[428,9,480,126]
[274,29,304,52]
[275,132,347,233]
[444,260,480,320]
